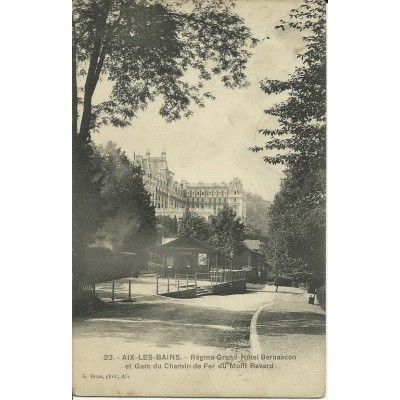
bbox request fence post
[128,280,132,300]
[195,274,197,290]
[156,276,159,295]
[186,275,189,290]
[167,277,170,293]
[93,283,96,297]
[112,281,115,302]
[178,277,180,291]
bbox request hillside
[245,192,272,237]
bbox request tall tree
[72,142,105,286]
[72,0,257,292]
[93,141,157,252]
[251,0,326,283]
[178,208,212,243]
[73,0,257,144]
[244,192,271,237]
[250,0,326,174]
[209,205,245,259]
[266,169,325,280]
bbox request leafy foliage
[156,215,179,240]
[178,207,212,243]
[72,0,257,299]
[72,1,256,309]
[92,141,157,251]
[266,169,325,280]
[178,206,245,259]
[209,206,246,258]
[244,192,272,237]
[250,0,326,174]
[72,141,105,284]
[252,0,326,287]
[73,0,257,141]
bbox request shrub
[276,276,293,287]
[85,247,137,282]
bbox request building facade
[133,151,246,221]
[183,178,246,220]
[133,150,187,211]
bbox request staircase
[196,287,212,297]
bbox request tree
[244,192,271,238]
[93,141,157,252]
[156,215,178,240]
[209,205,245,259]
[250,0,326,174]
[72,142,105,286]
[72,0,257,295]
[251,0,326,285]
[73,0,258,143]
[178,208,212,243]
[266,169,325,280]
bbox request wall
[206,278,246,295]
[160,288,197,299]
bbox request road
[73,282,325,397]
[73,282,279,351]
[252,289,326,397]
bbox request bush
[276,276,293,287]
[72,291,107,316]
[316,285,326,311]
[85,247,136,282]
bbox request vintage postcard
[72,0,326,397]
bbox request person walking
[274,274,279,292]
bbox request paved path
[251,288,326,397]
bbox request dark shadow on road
[246,289,305,295]
[73,302,253,349]
[260,311,326,336]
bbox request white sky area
[93,0,304,201]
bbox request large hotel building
[133,151,246,221]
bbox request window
[167,256,174,267]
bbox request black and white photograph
[72,0,326,397]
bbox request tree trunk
[78,0,112,142]
[72,22,78,138]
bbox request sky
[92,0,304,201]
